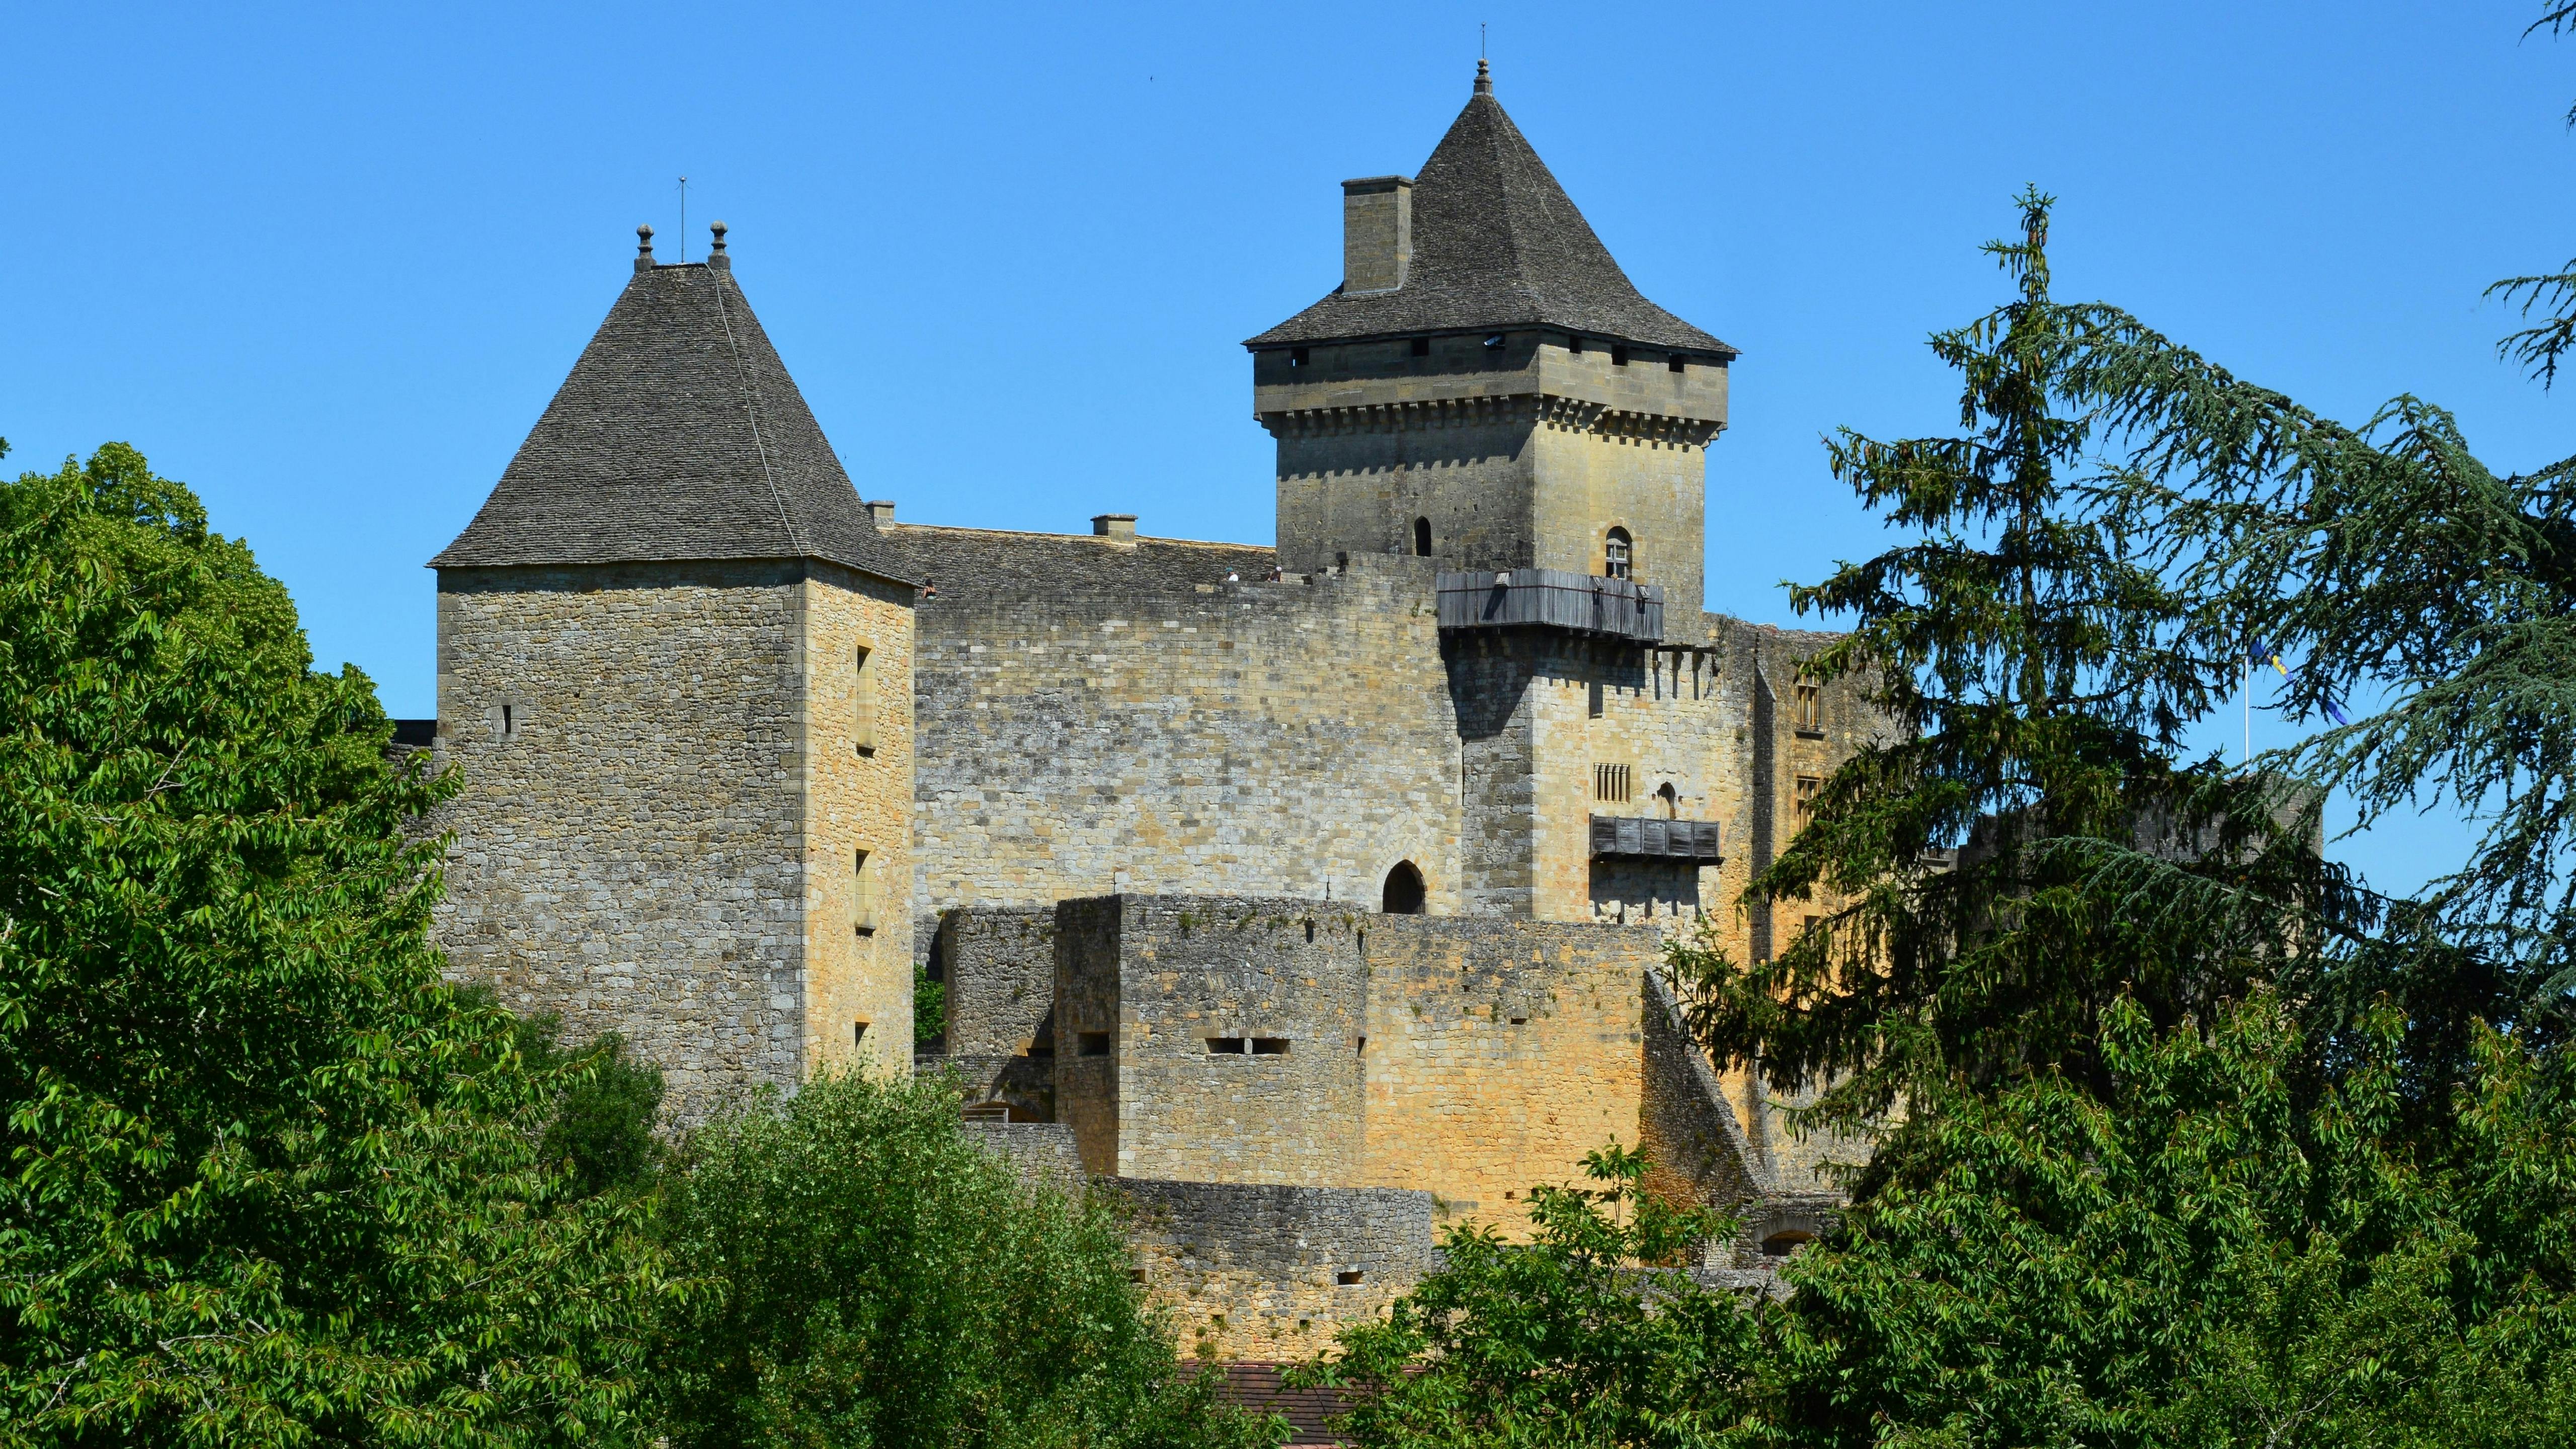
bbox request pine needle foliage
[1671,192,2333,1129]
[2064,312,2576,1036]
[0,445,669,1446]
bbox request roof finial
[708,219,730,271]
[635,223,655,272]
[709,219,727,254]
[1474,56,1492,95]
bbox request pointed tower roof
[432,230,902,580]
[1246,64,1731,356]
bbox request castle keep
[427,67,1867,1360]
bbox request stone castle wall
[432,561,812,1117]
[1358,915,1657,1230]
[934,906,1060,1057]
[430,558,917,1115]
[796,563,919,1077]
[884,525,1465,925]
[1257,334,1725,611]
[1058,897,1370,1186]
[1114,1178,1434,1362]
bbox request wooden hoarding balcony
[1589,815,1723,863]
[1435,568,1664,643]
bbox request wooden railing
[1434,568,1664,642]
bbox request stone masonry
[424,63,1895,1363]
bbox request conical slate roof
[432,249,903,579]
[1246,67,1731,356]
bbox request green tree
[0,445,669,1444]
[1295,1145,1760,1449]
[498,999,666,1200]
[1750,994,2576,1449]
[652,1067,1277,1449]
[1672,190,2330,1132]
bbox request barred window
[1794,683,1822,733]
[1794,775,1821,827]
[1594,763,1633,803]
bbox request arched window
[1413,517,1433,557]
[1655,782,1678,820]
[1604,527,1633,580]
[1381,860,1426,915]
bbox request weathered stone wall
[961,1120,1086,1190]
[797,563,918,1078]
[1637,968,1766,1216]
[1113,1178,1434,1362]
[884,525,1464,921]
[1358,915,1657,1232]
[1257,334,1725,612]
[431,558,918,1117]
[432,561,808,1117]
[1058,896,1369,1185]
[934,906,1059,1057]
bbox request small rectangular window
[1409,336,1429,357]
[853,643,879,757]
[1611,344,1630,367]
[854,848,877,936]
[1568,336,1584,355]
[853,1020,870,1046]
[1336,1269,1365,1285]
[1251,1037,1290,1056]
[1206,1037,1247,1054]
[1594,763,1633,803]
[1794,683,1822,733]
[1794,775,1821,827]
[1587,680,1604,718]
[1078,1031,1111,1057]
[1290,346,1310,367]
[1354,1035,1367,1056]
[1668,355,1686,373]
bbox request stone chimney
[1091,513,1137,544]
[1341,175,1413,294]
[864,499,896,526]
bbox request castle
[422,64,1867,1360]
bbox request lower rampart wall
[1113,1178,1434,1362]
[1358,916,1658,1234]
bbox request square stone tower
[428,225,918,1115]
[1247,60,1734,614]
[1247,64,1737,921]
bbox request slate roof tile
[432,254,904,580]
[1247,66,1732,357]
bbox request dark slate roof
[1246,66,1732,357]
[431,256,904,580]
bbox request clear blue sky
[7,1,2567,896]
